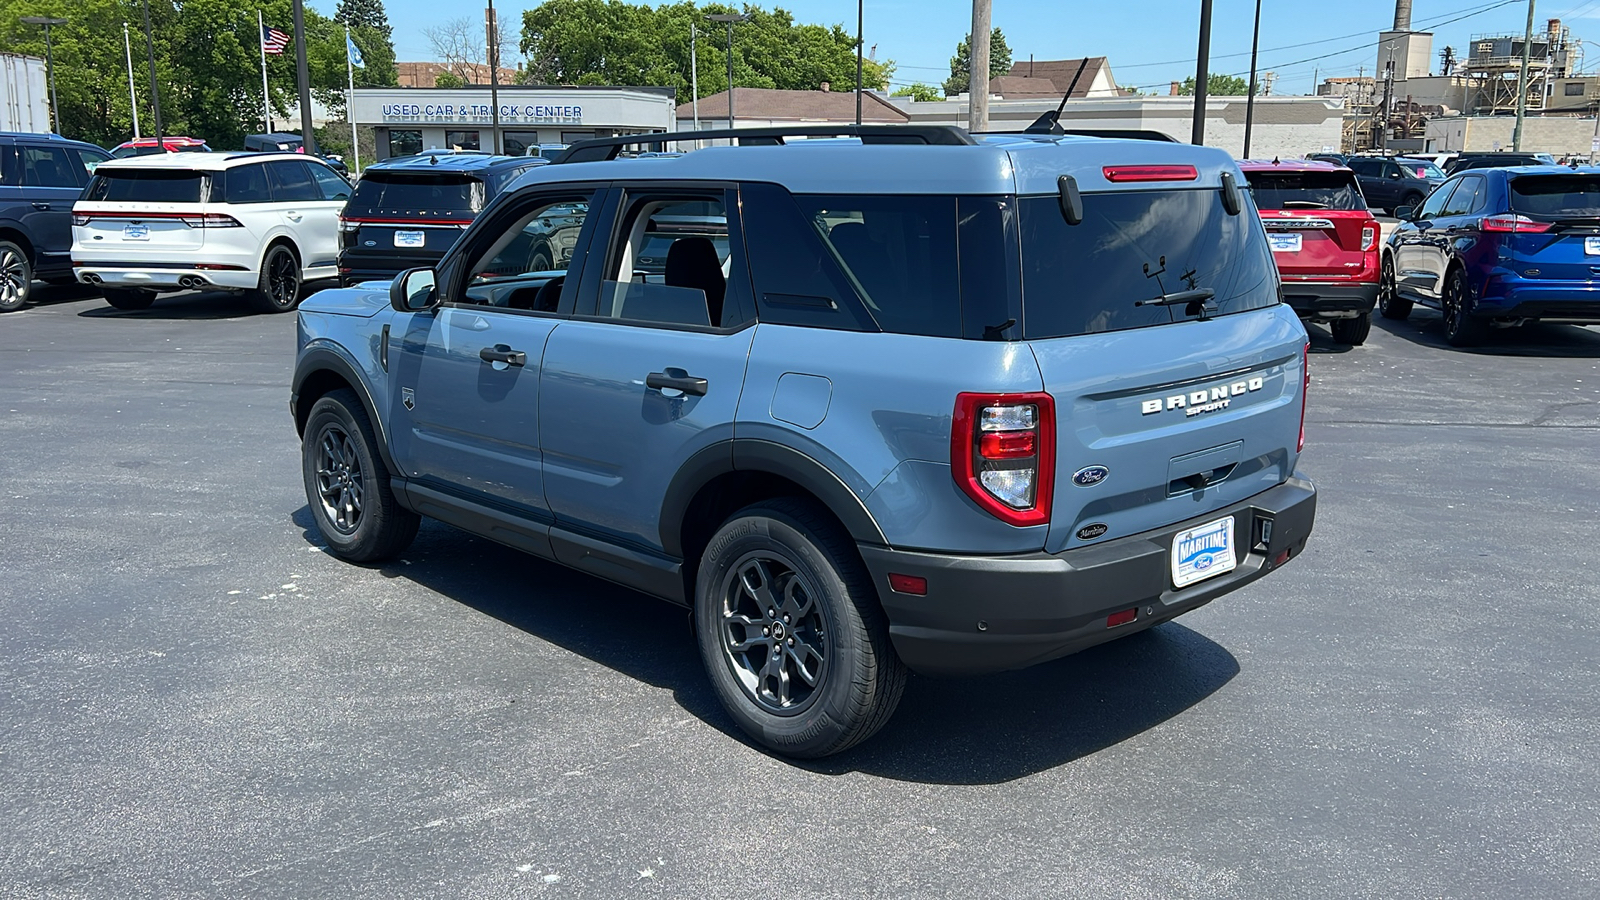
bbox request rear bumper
[338,249,442,287]
[1279,280,1378,316]
[74,264,257,292]
[1479,278,1600,321]
[861,475,1317,676]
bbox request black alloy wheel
[251,245,302,313]
[300,389,419,561]
[528,244,554,273]
[1378,255,1411,320]
[0,240,32,312]
[1442,267,1488,348]
[314,423,364,535]
[718,552,831,715]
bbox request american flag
[261,24,289,55]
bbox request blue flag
[346,33,365,68]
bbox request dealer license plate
[123,223,149,240]
[1267,232,1302,253]
[1171,516,1237,589]
[1585,236,1600,256]
[394,230,425,248]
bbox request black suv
[0,132,114,312]
[1345,156,1446,214]
[1444,151,1555,174]
[337,153,546,286]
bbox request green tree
[892,83,941,103]
[335,0,390,40]
[942,27,1010,97]
[1178,74,1250,96]
[435,71,467,88]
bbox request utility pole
[968,0,991,133]
[690,23,700,146]
[139,0,163,144]
[20,17,67,134]
[855,0,864,125]
[487,0,501,154]
[1242,0,1262,157]
[1513,0,1536,151]
[1191,0,1214,145]
[293,0,316,154]
[707,13,748,132]
[123,22,141,138]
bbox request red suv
[1239,159,1380,344]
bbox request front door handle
[31,202,49,210]
[479,344,526,367]
[647,371,709,396]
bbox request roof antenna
[1272,155,1280,164]
[1025,57,1091,135]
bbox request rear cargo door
[1506,172,1600,282]
[342,171,479,265]
[1246,169,1374,279]
[1019,185,1308,555]
[75,166,211,254]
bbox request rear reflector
[887,573,927,595]
[1298,341,1310,453]
[193,263,246,271]
[1102,164,1199,183]
[1106,608,1138,628]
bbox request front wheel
[694,499,906,758]
[1378,255,1411,320]
[1331,311,1372,345]
[301,389,419,562]
[0,240,33,312]
[250,244,302,313]
[1442,267,1488,348]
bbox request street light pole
[1191,0,1214,145]
[20,16,68,134]
[855,0,863,125]
[123,22,141,139]
[293,0,316,154]
[139,0,164,144]
[707,13,748,131]
[1242,0,1262,157]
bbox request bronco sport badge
[1141,377,1264,418]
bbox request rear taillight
[1298,342,1310,453]
[1481,214,1552,234]
[952,392,1055,526]
[71,213,90,226]
[177,213,242,228]
[338,216,358,233]
[1102,164,1199,183]
[1361,223,1377,251]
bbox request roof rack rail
[553,124,977,164]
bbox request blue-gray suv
[291,126,1318,757]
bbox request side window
[1382,161,1403,180]
[0,146,13,186]
[20,145,81,188]
[308,164,351,201]
[594,194,740,328]
[264,160,319,202]
[458,193,597,312]
[1347,158,1375,177]
[68,148,111,184]
[222,163,272,203]
[739,181,873,331]
[1417,179,1459,219]
[1440,176,1484,217]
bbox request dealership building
[348,85,677,159]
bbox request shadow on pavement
[1303,320,1358,354]
[1372,306,1600,358]
[76,282,340,321]
[292,506,1239,784]
[15,282,101,310]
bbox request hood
[297,284,390,318]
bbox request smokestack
[1170,81,1181,96]
[1393,0,1412,31]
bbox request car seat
[664,237,725,325]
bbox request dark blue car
[1381,166,1600,346]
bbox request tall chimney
[1170,81,1181,96]
[1393,0,1412,31]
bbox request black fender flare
[291,344,400,477]
[658,438,887,558]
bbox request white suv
[72,152,350,313]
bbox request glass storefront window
[388,130,422,158]
[502,131,539,157]
[445,131,481,151]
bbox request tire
[528,243,553,273]
[0,240,32,312]
[694,498,906,759]
[1398,192,1424,214]
[1442,267,1488,348]
[301,388,419,562]
[1378,254,1411,320]
[250,244,302,314]
[1331,311,1372,345]
[102,287,156,310]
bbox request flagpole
[123,22,141,139]
[346,27,360,172]
[259,10,272,131]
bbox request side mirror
[390,267,439,312]
[1394,206,1414,221]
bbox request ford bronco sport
[291,125,1317,758]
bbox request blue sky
[317,0,1600,96]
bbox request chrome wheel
[314,424,363,534]
[0,244,29,311]
[719,552,829,715]
[267,250,300,308]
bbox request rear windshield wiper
[1281,200,1330,209]
[1136,288,1218,319]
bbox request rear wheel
[1398,192,1424,214]
[301,389,419,562]
[1442,267,1488,348]
[250,244,302,313]
[0,240,32,312]
[102,288,156,310]
[1378,255,1411,320]
[694,498,906,758]
[1331,311,1372,345]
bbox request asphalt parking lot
[3,285,1599,899]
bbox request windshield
[83,169,207,202]
[1509,175,1600,218]
[348,172,483,213]
[1019,189,1279,338]
[1397,160,1444,179]
[1246,171,1365,210]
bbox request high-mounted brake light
[1298,342,1310,453]
[1102,164,1199,183]
[952,392,1055,527]
[1361,223,1378,251]
[1481,214,1552,234]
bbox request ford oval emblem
[1072,465,1109,487]
[1077,523,1109,540]
[363,240,376,247]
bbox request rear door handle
[286,211,303,222]
[31,202,49,210]
[647,371,709,396]
[479,344,526,367]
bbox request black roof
[363,153,546,174]
[0,131,107,151]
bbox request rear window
[84,169,207,203]
[1509,175,1600,218]
[1246,171,1365,211]
[1019,189,1279,339]
[348,172,483,213]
